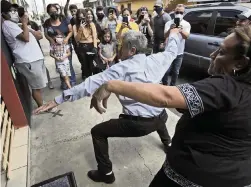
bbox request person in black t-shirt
[92,26,251,187]
[136,7,153,55]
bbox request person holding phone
[115,8,139,58]
[162,4,191,86]
[1,1,47,108]
[105,7,118,42]
[73,8,98,80]
[136,7,153,55]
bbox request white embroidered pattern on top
[163,160,202,187]
[176,83,204,118]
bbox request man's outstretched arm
[33,64,126,114]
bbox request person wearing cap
[1,1,47,108]
[153,0,171,53]
[162,4,191,86]
[236,10,251,27]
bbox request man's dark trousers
[91,110,171,174]
[162,54,184,86]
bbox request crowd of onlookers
[1,0,251,109]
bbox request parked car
[170,2,251,73]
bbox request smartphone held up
[174,18,180,28]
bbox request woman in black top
[92,26,251,187]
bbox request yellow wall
[116,0,157,14]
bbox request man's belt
[119,110,166,121]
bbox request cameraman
[162,4,190,86]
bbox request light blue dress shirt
[55,33,180,117]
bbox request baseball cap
[154,0,163,7]
[1,0,12,13]
[236,10,251,21]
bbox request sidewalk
[29,38,180,187]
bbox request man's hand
[90,84,111,114]
[170,28,181,34]
[20,15,29,25]
[33,100,58,115]
[170,23,176,29]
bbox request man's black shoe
[87,170,115,184]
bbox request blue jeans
[61,46,76,89]
[162,54,183,86]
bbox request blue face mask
[154,6,163,14]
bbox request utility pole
[42,0,46,13]
[33,0,38,16]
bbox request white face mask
[56,37,63,44]
[175,14,183,21]
[9,12,19,23]
[127,16,131,21]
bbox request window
[184,11,213,35]
[214,10,240,37]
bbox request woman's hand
[33,100,58,115]
[121,23,128,29]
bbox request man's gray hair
[122,30,148,54]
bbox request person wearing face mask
[43,4,76,89]
[1,1,47,108]
[73,8,98,79]
[136,7,153,55]
[50,34,72,89]
[162,4,191,86]
[96,6,107,31]
[153,0,171,53]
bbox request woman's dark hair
[46,4,58,14]
[76,8,86,31]
[102,28,112,44]
[122,8,132,15]
[85,8,96,23]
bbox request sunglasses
[175,11,184,15]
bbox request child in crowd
[50,34,72,89]
[98,29,116,69]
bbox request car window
[184,11,213,35]
[214,10,241,37]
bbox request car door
[199,9,242,71]
[183,10,217,71]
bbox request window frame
[183,10,217,36]
[213,9,242,37]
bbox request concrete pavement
[29,38,180,187]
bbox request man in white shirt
[34,29,181,184]
[162,4,191,86]
[1,1,47,107]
